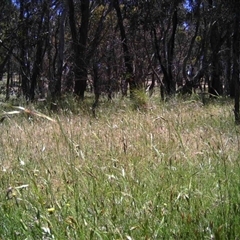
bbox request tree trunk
[166,9,178,94]
[92,62,100,116]
[74,0,89,99]
[233,1,240,124]
[19,0,30,99]
[5,59,10,101]
[29,2,47,101]
[113,0,136,98]
[55,4,67,97]
[30,39,46,101]
[152,6,178,98]
[68,0,90,100]
[0,49,12,81]
[208,1,226,96]
[209,49,222,96]
[226,37,233,97]
[182,1,200,84]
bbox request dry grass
[0,96,240,239]
[0,98,237,189]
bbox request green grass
[1,95,240,239]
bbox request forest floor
[0,94,240,239]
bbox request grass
[1,95,240,239]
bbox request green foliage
[132,89,148,110]
[0,97,240,239]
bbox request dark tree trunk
[68,0,90,100]
[29,40,44,101]
[6,59,10,101]
[92,62,100,116]
[209,48,222,96]
[148,73,155,97]
[166,9,178,94]
[19,0,30,99]
[55,5,66,97]
[113,0,136,98]
[152,28,167,100]
[68,1,111,99]
[208,1,228,97]
[0,49,12,81]
[74,0,89,99]
[182,0,201,84]
[29,2,47,101]
[226,37,234,97]
[107,55,113,100]
[233,1,240,124]
[152,6,178,99]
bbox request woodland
[0,0,240,120]
[1,1,240,239]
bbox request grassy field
[1,95,240,239]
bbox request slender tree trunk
[208,1,226,96]
[152,6,178,98]
[107,55,113,100]
[29,2,47,101]
[0,49,12,81]
[209,48,222,96]
[113,0,136,98]
[29,40,44,101]
[6,59,10,101]
[182,1,200,84]
[92,62,100,116]
[233,1,240,123]
[19,0,29,99]
[152,28,167,100]
[224,36,233,97]
[68,0,90,100]
[74,0,89,99]
[166,9,178,94]
[55,4,66,97]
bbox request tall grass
[0,95,240,239]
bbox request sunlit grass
[0,95,240,239]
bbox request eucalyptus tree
[112,0,137,98]
[206,0,231,96]
[67,0,112,100]
[47,0,68,99]
[16,0,53,100]
[232,0,240,123]
[176,1,235,97]
[129,0,185,98]
[0,0,18,82]
[1,0,71,100]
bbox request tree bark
[166,9,178,94]
[233,1,240,124]
[0,47,12,81]
[208,1,228,96]
[55,4,67,97]
[113,0,136,98]
[182,1,200,84]
[68,0,90,100]
[209,21,222,96]
[152,5,179,98]
[19,0,30,99]
[29,2,47,101]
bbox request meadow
[1,95,240,239]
